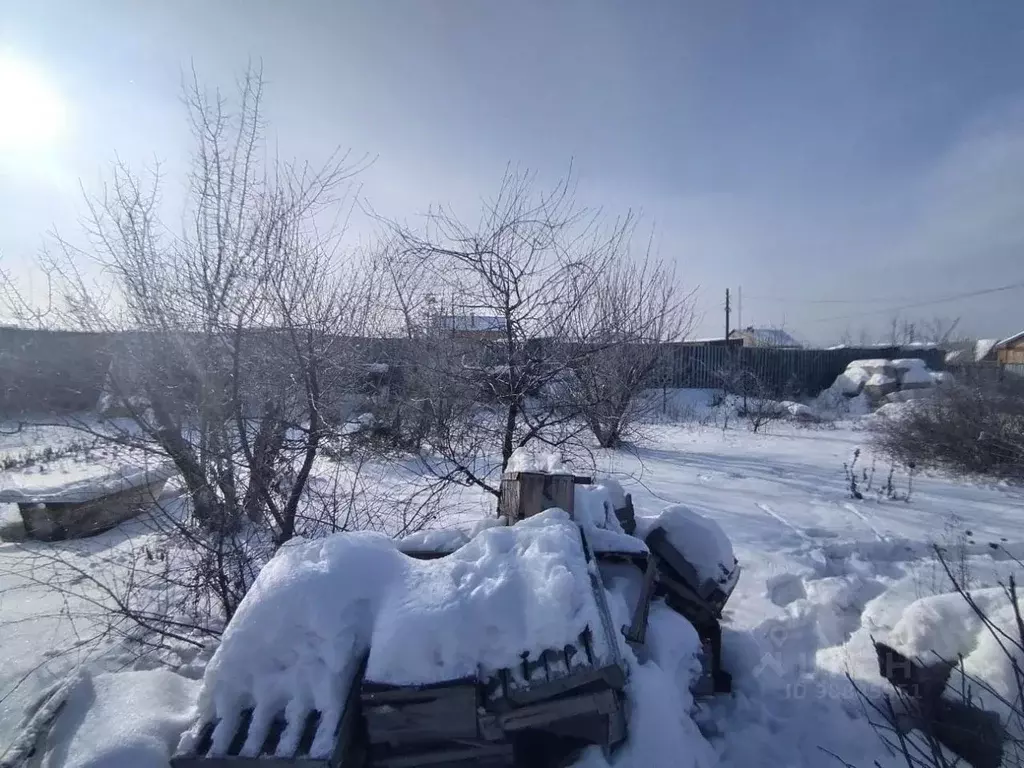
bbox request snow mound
[369,510,605,685]
[846,359,894,375]
[183,510,606,758]
[885,588,1024,708]
[893,358,934,388]
[636,505,737,591]
[865,372,897,388]
[832,367,870,396]
[41,670,198,768]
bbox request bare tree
[1,67,391,633]
[381,167,636,495]
[566,251,695,448]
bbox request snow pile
[636,504,738,593]
[846,359,895,376]
[832,366,871,396]
[818,357,944,416]
[39,670,198,768]
[181,510,605,758]
[369,510,606,684]
[505,446,570,474]
[884,588,1024,711]
[864,371,897,389]
[892,358,934,389]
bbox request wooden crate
[497,472,575,523]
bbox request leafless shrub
[714,360,788,433]
[872,379,1024,481]
[566,253,695,448]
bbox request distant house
[995,331,1024,366]
[728,327,802,348]
[431,314,505,341]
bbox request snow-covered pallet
[170,655,366,767]
[366,525,629,766]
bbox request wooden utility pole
[724,288,731,341]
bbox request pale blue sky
[2,1,1023,342]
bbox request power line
[813,281,1024,323]
[744,294,920,305]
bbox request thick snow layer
[865,372,897,388]
[896,364,935,387]
[976,338,999,362]
[505,446,570,474]
[184,510,605,758]
[845,359,893,374]
[890,358,928,372]
[40,670,198,768]
[636,505,737,590]
[0,461,174,504]
[369,511,606,684]
[831,367,869,395]
[931,370,955,387]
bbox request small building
[431,314,505,341]
[728,327,802,349]
[995,331,1024,366]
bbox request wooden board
[497,472,575,523]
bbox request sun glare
[0,53,67,152]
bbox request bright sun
[0,53,67,151]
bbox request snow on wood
[179,509,612,762]
[0,462,175,505]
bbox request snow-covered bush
[856,548,1024,768]
[872,379,1024,481]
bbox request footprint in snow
[766,573,807,607]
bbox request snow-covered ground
[2,410,1024,766]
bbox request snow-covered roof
[996,330,1024,349]
[731,327,801,347]
[975,338,1000,361]
[433,314,504,332]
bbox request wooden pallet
[170,656,367,768]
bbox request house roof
[730,327,801,347]
[996,330,1024,349]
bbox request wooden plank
[497,690,619,734]
[362,681,478,746]
[496,665,627,709]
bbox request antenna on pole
[725,288,731,341]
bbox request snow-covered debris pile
[636,504,740,599]
[176,510,610,759]
[817,356,946,415]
